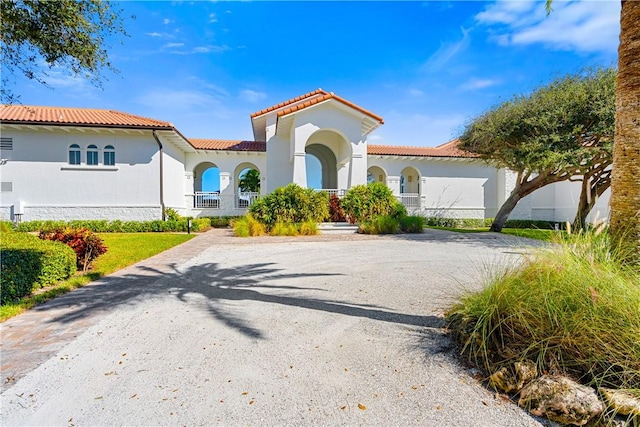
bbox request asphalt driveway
[1,229,546,426]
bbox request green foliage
[398,215,425,233]
[424,217,492,228]
[0,0,127,103]
[238,169,261,193]
[1,232,76,304]
[232,215,266,237]
[446,230,640,389]
[208,216,239,228]
[38,227,108,271]
[358,215,400,235]
[270,222,299,237]
[503,219,557,230]
[0,220,14,233]
[298,220,318,236]
[249,184,328,227]
[341,182,403,224]
[16,218,210,233]
[164,207,181,221]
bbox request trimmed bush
[209,216,240,228]
[399,215,425,233]
[39,227,108,272]
[1,220,14,233]
[358,215,400,235]
[503,219,557,229]
[341,182,404,224]
[16,218,211,233]
[1,232,76,304]
[249,184,328,228]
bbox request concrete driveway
[1,229,546,426]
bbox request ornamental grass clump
[232,215,266,237]
[446,228,640,390]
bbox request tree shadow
[37,261,442,339]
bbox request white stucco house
[0,89,610,223]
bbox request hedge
[0,232,76,304]
[15,218,211,233]
[423,217,558,229]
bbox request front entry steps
[318,222,358,234]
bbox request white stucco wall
[0,126,168,221]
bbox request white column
[387,176,401,196]
[292,151,307,187]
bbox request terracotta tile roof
[0,105,174,129]
[250,89,328,118]
[251,89,384,124]
[368,139,477,158]
[189,139,266,151]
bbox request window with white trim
[104,145,115,166]
[87,144,98,165]
[69,144,81,165]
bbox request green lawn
[425,226,563,242]
[0,233,195,322]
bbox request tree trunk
[573,169,611,231]
[610,0,640,263]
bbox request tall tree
[0,0,127,103]
[459,68,615,232]
[239,169,261,193]
[609,1,640,263]
[545,0,639,262]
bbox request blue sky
[8,0,619,149]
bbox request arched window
[69,144,81,165]
[103,145,115,166]
[87,145,98,165]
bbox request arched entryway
[194,162,220,208]
[400,166,420,208]
[234,163,261,208]
[367,166,387,184]
[304,129,351,194]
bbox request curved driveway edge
[1,229,546,426]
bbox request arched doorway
[306,144,337,190]
[367,166,387,185]
[194,162,220,208]
[234,163,261,208]
[400,166,420,209]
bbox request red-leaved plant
[329,194,347,222]
[39,227,108,272]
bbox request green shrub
[1,220,14,233]
[342,182,403,224]
[15,218,211,233]
[249,184,328,227]
[164,207,181,221]
[446,230,640,389]
[399,215,424,233]
[423,217,491,228]
[209,216,239,228]
[299,220,318,236]
[39,227,108,272]
[270,222,299,236]
[358,215,400,235]
[1,232,76,304]
[232,215,267,237]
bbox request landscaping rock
[518,375,603,426]
[600,388,640,417]
[489,360,538,393]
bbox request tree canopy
[0,0,128,103]
[459,68,616,232]
[238,169,261,193]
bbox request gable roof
[368,139,476,158]
[0,105,175,129]
[250,88,384,124]
[189,139,266,152]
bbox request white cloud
[476,0,620,53]
[408,88,424,97]
[137,89,222,112]
[163,18,172,25]
[146,32,162,37]
[192,45,229,54]
[240,89,267,104]
[209,13,217,23]
[460,78,501,91]
[163,42,185,49]
[421,27,470,72]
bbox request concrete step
[318,222,358,234]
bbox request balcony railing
[398,193,420,208]
[318,189,347,198]
[236,192,260,208]
[194,192,220,209]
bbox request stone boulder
[518,375,603,426]
[600,388,640,417]
[489,360,538,393]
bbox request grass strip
[0,233,195,322]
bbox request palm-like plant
[238,169,260,193]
